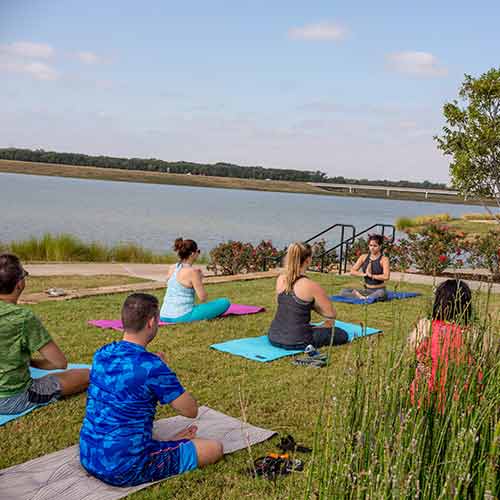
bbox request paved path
[390,271,500,293]
[20,269,280,304]
[24,263,214,282]
[20,263,499,304]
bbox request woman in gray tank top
[268,242,348,349]
[340,234,390,301]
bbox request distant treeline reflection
[0,148,447,189]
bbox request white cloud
[289,21,348,41]
[0,41,54,58]
[386,51,447,77]
[76,51,102,64]
[0,60,58,80]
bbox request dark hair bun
[174,238,198,260]
[173,238,184,252]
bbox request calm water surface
[0,173,477,253]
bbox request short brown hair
[0,254,25,294]
[121,293,159,332]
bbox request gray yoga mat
[0,406,275,500]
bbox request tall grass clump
[301,295,499,499]
[396,217,416,231]
[413,213,451,225]
[462,213,500,221]
[7,233,174,263]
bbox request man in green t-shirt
[0,254,89,415]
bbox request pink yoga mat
[88,304,265,331]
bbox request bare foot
[353,290,365,299]
[173,425,198,440]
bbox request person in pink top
[409,279,475,409]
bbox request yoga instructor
[340,234,390,301]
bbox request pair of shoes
[278,435,312,454]
[292,356,326,368]
[251,455,304,480]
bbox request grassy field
[397,215,500,236]
[0,159,327,196]
[0,159,494,206]
[1,274,498,499]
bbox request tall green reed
[7,233,176,263]
[301,296,499,499]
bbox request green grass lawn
[1,274,499,499]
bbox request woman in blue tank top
[340,234,390,301]
[268,242,348,349]
[160,238,230,323]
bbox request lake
[0,172,478,253]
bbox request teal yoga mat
[0,363,90,427]
[210,320,382,362]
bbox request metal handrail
[315,223,396,274]
[262,223,356,272]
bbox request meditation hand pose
[268,242,348,350]
[80,293,223,487]
[0,254,89,415]
[160,238,230,323]
[408,279,478,409]
[340,234,390,301]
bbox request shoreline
[0,159,494,206]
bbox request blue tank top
[160,263,195,318]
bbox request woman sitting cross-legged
[268,242,349,350]
[340,234,390,301]
[160,238,230,323]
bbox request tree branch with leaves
[435,67,500,222]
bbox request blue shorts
[135,439,198,485]
[85,439,199,487]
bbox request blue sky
[1,1,499,182]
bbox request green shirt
[0,301,52,398]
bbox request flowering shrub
[207,239,280,275]
[405,224,465,275]
[463,230,500,279]
[310,239,338,272]
[347,238,368,263]
[383,238,412,272]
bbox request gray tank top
[268,276,314,348]
[361,254,384,286]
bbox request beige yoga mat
[0,406,275,500]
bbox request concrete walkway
[19,263,499,305]
[24,263,208,282]
[20,268,280,304]
[390,271,500,293]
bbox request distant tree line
[0,148,448,189]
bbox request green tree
[435,67,500,217]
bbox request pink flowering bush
[463,230,500,280]
[405,223,465,275]
[310,239,339,272]
[207,239,280,275]
[383,238,412,272]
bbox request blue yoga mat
[0,363,90,427]
[210,320,382,362]
[330,291,420,305]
